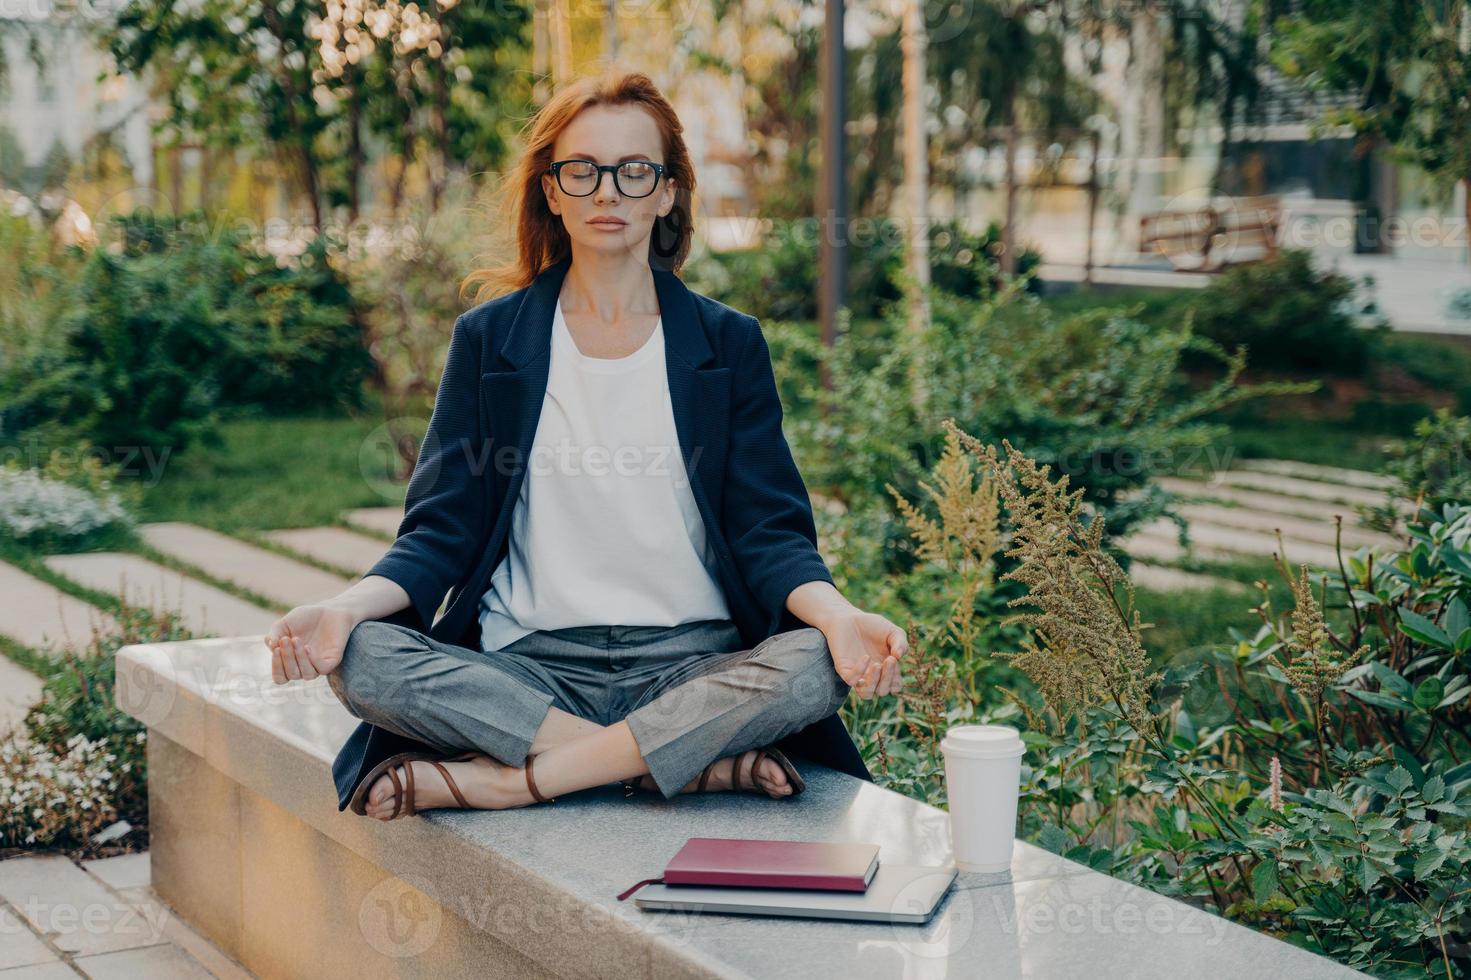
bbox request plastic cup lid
[940,724,1024,759]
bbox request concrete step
[1235,458,1394,492]
[139,523,352,608]
[1130,518,1346,569]
[1158,477,1380,522]
[1129,562,1247,594]
[1176,502,1399,552]
[1212,470,1391,509]
[45,553,276,637]
[262,526,385,577]
[342,507,401,538]
[0,560,119,653]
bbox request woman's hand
[818,608,907,700]
[264,604,358,684]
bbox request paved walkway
[0,853,252,978]
[1124,459,1401,582]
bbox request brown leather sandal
[525,753,556,804]
[622,746,806,799]
[349,749,483,819]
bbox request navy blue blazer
[330,253,872,810]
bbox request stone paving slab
[1177,503,1398,551]
[71,942,213,979]
[341,507,402,538]
[1235,458,1395,491]
[0,657,44,740]
[1158,477,1383,522]
[0,562,118,655]
[0,856,168,959]
[138,524,351,609]
[0,902,58,970]
[1132,518,1344,568]
[261,527,386,577]
[1129,562,1247,594]
[111,885,253,980]
[1213,471,1390,509]
[0,962,77,978]
[44,554,276,638]
[78,856,148,894]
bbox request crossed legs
[327,622,850,818]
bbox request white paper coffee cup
[939,724,1025,873]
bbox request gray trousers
[326,617,850,798]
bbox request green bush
[0,210,371,456]
[868,425,1471,977]
[1385,409,1471,513]
[684,217,1042,322]
[4,602,192,852]
[1186,248,1385,375]
[774,276,1305,561]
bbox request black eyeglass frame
[546,159,667,198]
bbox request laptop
[632,863,957,924]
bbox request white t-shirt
[478,297,732,652]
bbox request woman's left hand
[819,609,907,700]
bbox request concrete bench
[114,636,1364,979]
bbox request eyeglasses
[546,159,666,198]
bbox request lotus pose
[265,69,906,821]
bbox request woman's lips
[588,218,626,229]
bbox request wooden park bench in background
[1139,193,1283,272]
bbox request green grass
[131,411,405,532]
[1192,416,1396,472]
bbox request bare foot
[631,749,795,799]
[363,754,533,820]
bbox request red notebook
[617,838,880,900]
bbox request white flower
[0,466,132,541]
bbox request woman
[264,69,906,821]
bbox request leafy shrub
[1385,409,1471,513]
[867,421,1471,976]
[0,450,136,547]
[775,276,1306,562]
[0,732,141,850]
[0,210,371,456]
[684,217,1042,323]
[3,601,193,852]
[1186,248,1384,375]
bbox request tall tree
[105,0,529,229]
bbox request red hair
[462,68,698,303]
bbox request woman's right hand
[265,604,359,684]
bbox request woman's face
[542,103,677,261]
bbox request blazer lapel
[480,254,731,517]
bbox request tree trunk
[1117,12,1166,251]
[260,0,322,233]
[901,0,930,415]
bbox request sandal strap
[730,753,742,793]
[429,760,471,809]
[525,755,555,804]
[401,762,415,817]
[696,761,714,793]
[387,765,406,819]
[750,750,770,793]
